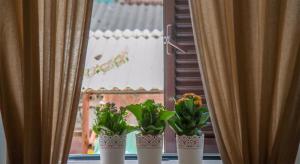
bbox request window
[69,0,165,155]
[69,0,218,159]
[163,0,218,153]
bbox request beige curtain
[189,0,300,164]
[0,0,93,164]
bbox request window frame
[69,0,219,158]
[68,154,221,161]
[163,0,218,154]
[163,0,177,153]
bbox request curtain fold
[0,0,93,163]
[189,0,300,164]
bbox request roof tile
[91,3,163,31]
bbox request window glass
[69,0,164,155]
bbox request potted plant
[168,93,210,164]
[126,99,175,164]
[92,103,135,164]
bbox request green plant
[168,93,210,136]
[92,103,136,136]
[126,99,175,135]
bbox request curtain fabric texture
[0,0,93,164]
[189,0,300,164]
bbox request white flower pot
[99,135,126,164]
[177,134,204,164]
[136,134,163,164]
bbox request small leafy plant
[168,93,210,136]
[126,99,175,135]
[92,103,136,136]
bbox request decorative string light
[85,51,129,77]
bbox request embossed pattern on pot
[177,135,203,149]
[136,134,163,149]
[99,135,126,149]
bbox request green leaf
[143,99,155,109]
[159,111,175,121]
[184,98,194,114]
[199,112,210,126]
[126,99,172,135]
[146,125,164,131]
[124,125,138,134]
[186,120,196,128]
[168,117,183,134]
[99,125,114,134]
[175,102,183,113]
[92,103,134,136]
[168,95,210,136]
[142,110,152,125]
[181,112,192,120]
[126,104,142,121]
[200,107,208,113]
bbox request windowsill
[68,154,222,164]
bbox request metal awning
[91,3,163,32]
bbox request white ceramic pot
[136,134,163,164]
[177,134,204,164]
[99,135,126,164]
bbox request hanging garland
[85,51,129,77]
